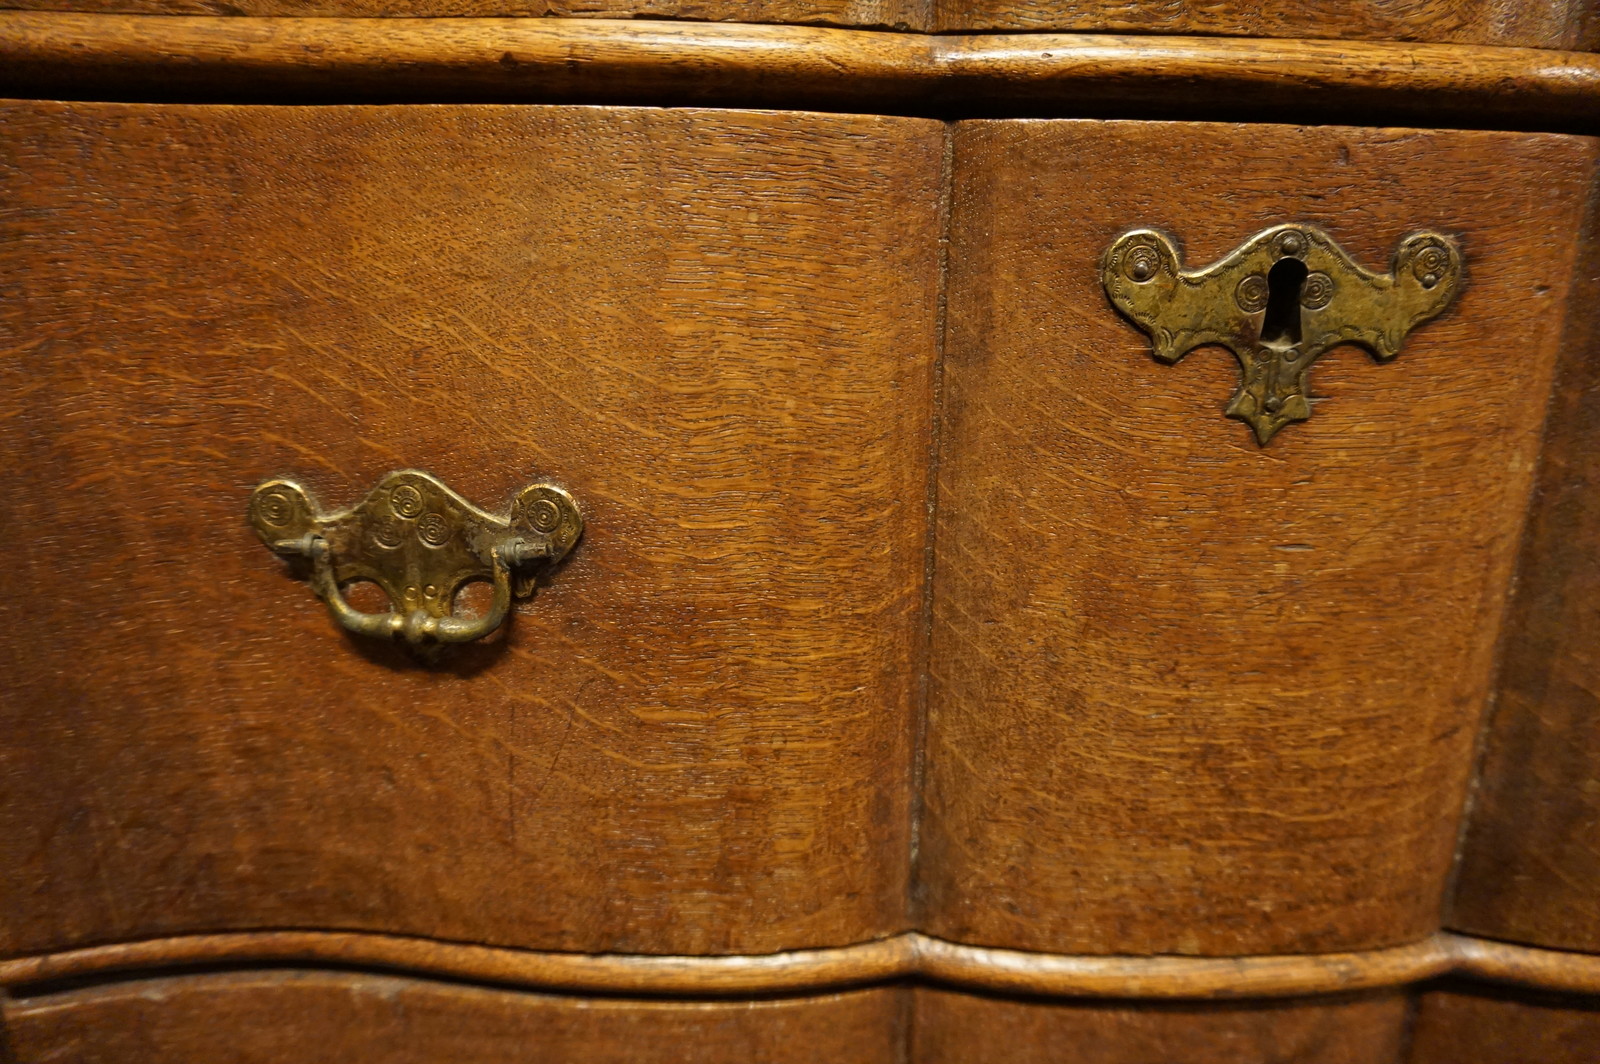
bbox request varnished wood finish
[1448,186,1600,953]
[19,965,1598,1063]
[0,14,927,108]
[0,102,941,958]
[1447,935,1600,995]
[0,931,923,998]
[7,11,1600,1058]
[922,119,1598,956]
[0,0,929,27]
[1,972,904,1063]
[6,16,1600,133]
[13,930,1600,999]
[910,936,1452,999]
[934,0,1600,48]
[3,0,1594,50]
[912,987,1408,1063]
[1408,986,1600,1063]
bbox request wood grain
[1447,935,1600,994]
[0,0,931,27]
[0,932,921,998]
[1448,181,1600,952]
[912,987,1409,1063]
[910,935,1452,999]
[0,102,942,958]
[933,0,1600,49]
[930,34,1600,129]
[2,0,1594,50]
[9,930,1600,998]
[5,16,1600,133]
[1,971,905,1063]
[921,120,1598,956]
[0,14,929,109]
[1408,985,1600,1063]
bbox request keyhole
[1259,257,1308,347]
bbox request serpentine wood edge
[3,14,1600,128]
[4,932,1600,998]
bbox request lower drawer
[12,971,1600,1062]
[1408,985,1600,1063]
[912,987,1408,1063]
[1,973,902,1063]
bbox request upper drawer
[0,102,941,958]
[921,119,1599,956]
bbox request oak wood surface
[933,0,1600,48]
[1445,935,1600,995]
[2,0,1594,51]
[1408,986,1600,1063]
[911,987,1408,1063]
[9,928,1600,1017]
[0,0,930,27]
[908,935,1452,999]
[4,34,1600,1063]
[0,102,942,958]
[921,119,1598,956]
[6,16,1600,133]
[0,971,905,1063]
[1448,180,1600,953]
[10,930,1600,999]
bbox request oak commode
[1,4,1597,1061]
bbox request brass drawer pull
[248,470,582,653]
[1101,224,1462,444]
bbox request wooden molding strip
[1448,934,1600,995]
[5,931,1600,999]
[913,935,1454,998]
[0,932,918,997]
[2,14,1600,129]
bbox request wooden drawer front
[912,988,1408,1063]
[1408,986,1600,1063]
[922,120,1598,955]
[1448,220,1600,952]
[0,103,941,957]
[1,973,903,1062]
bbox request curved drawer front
[923,118,1600,956]
[1408,986,1600,1064]
[1448,215,1600,954]
[3,972,902,1063]
[0,102,941,957]
[912,987,1409,1063]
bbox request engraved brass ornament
[1101,224,1463,444]
[249,470,582,653]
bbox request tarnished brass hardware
[248,470,582,652]
[1102,224,1462,444]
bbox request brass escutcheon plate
[249,470,582,654]
[1102,224,1463,444]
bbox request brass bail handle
[248,470,583,654]
[305,535,515,647]
[1101,223,1462,444]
